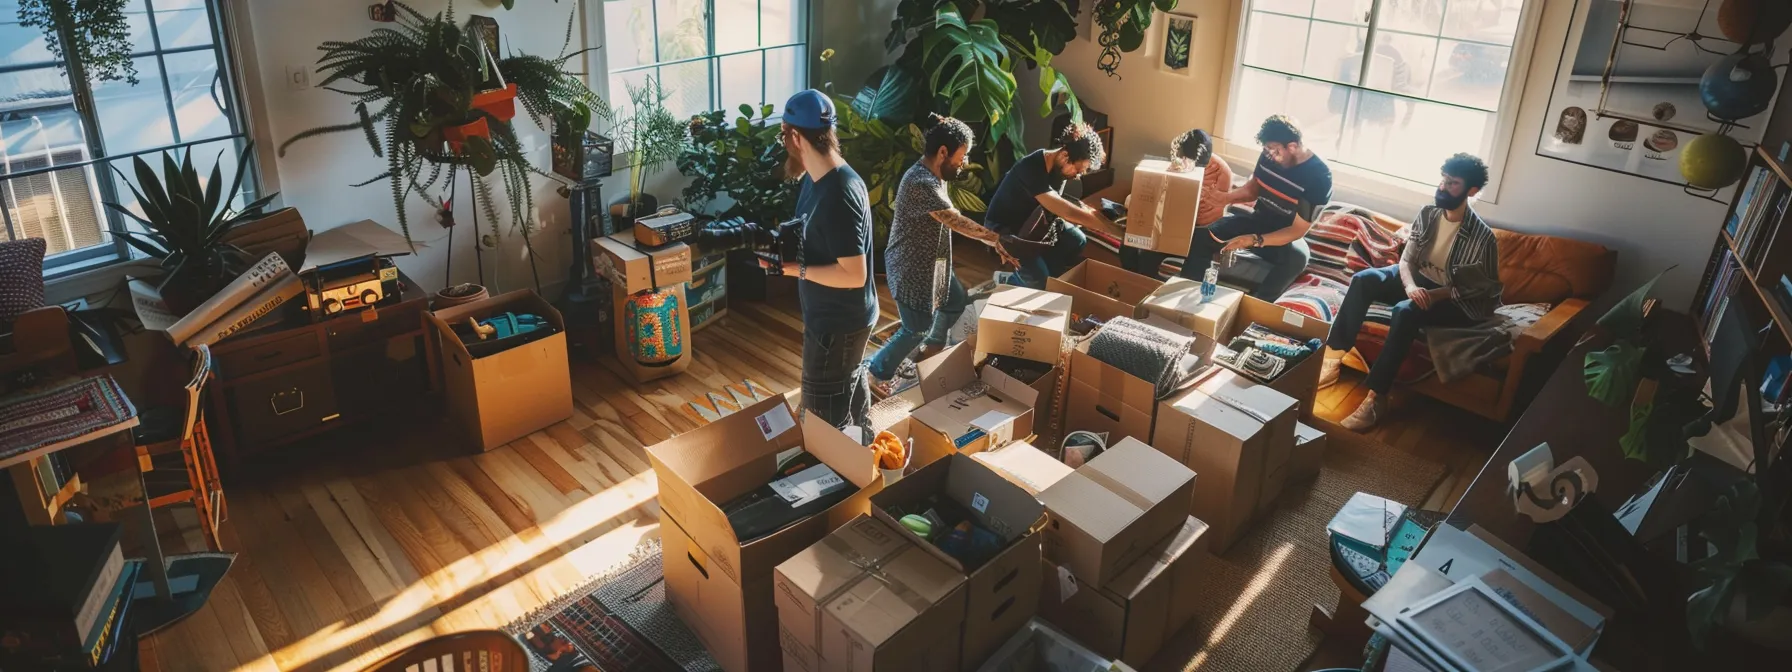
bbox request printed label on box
[1282,310,1305,329]
[757,404,796,440]
[1057,565,1079,601]
[768,464,848,506]
[1125,233,1155,248]
[971,492,990,514]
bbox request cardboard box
[1036,438,1195,589]
[1063,318,1209,448]
[973,441,1073,496]
[611,281,692,384]
[1038,516,1209,667]
[975,286,1071,365]
[1220,294,1331,422]
[974,619,1140,672]
[594,231,693,293]
[1141,277,1243,341]
[871,454,1048,671]
[774,515,967,672]
[1125,159,1202,255]
[427,290,572,452]
[1291,422,1328,483]
[1150,368,1297,551]
[650,396,883,672]
[1045,260,1163,323]
[907,344,1042,466]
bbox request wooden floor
[136,245,1505,672]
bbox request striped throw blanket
[0,375,136,462]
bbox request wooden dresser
[204,274,437,468]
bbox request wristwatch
[1251,233,1264,248]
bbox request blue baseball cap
[783,89,836,130]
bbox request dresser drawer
[214,331,321,378]
[226,362,340,450]
[326,301,424,351]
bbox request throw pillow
[0,238,47,323]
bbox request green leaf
[852,65,919,125]
[1583,341,1643,406]
[1597,268,1671,340]
[1618,401,1653,461]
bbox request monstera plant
[280,2,609,253]
[835,97,988,248]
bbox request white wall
[242,0,651,296]
[1005,0,1726,308]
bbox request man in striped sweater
[1322,153,1503,431]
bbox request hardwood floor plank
[510,434,587,496]
[447,458,538,534]
[322,477,423,590]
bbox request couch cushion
[1492,229,1614,305]
[0,238,47,324]
[1302,205,1403,286]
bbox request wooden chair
[363,630,530,672]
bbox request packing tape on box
[1075,460,1160,512]
[817,535,938,615]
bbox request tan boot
[1341,391,1387,432]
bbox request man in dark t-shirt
[982,123,1120,289]
[768,90,876,429]
[1145,115,1333,300]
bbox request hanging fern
[16,0,138,84]
[279,1,610,254]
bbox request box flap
[985,285,1072,318]
[973,442,1073,495]
[979,358,1042,409]
[823,535,965,649]
[1194,368,1297,423]
[914,341,979,403]
[802,411,879,489]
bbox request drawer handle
[270,388,305,416]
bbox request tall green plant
[677,104,794,228]
[104,143,278,311]
[16,0,137,84]
[611,75,689,215]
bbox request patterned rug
[675,378,778,426]
[506,540,718,672]
[1151,423,1449,671]
[0,375,136,463]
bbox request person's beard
[940,161,963,181]
[782,137,805,181]
[1434,188,1467,210]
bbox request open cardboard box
[426,289,572,453]
[650,396,883,672]
[1220,294,1330,422]
[871,453,1048,671]
[774,515,967,672]
[907,343,1044,466]
[1064,316,1210,448]
[1045,260,1163,323]
[1036,437,1195,590]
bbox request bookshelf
[1693,146,1792,404]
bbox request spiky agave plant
[279,1,610,254]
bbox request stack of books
[1728,166,1788,274]
[0,524,144,669]
[128,251,302,348]
[1699,250,1745,347]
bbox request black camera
[694,216,805,275]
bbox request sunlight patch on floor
[1186,542,1296,671]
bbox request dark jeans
[867,275,970,380]
[1325,265,1472,395]
[802,324,872,429]
[1122,213,1312,300]
[1013,224,1089,289]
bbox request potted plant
[279,2,610,253]
[1689,475,1792,650]
[677,103,794,229]
[104,143,278,314]
[608,75,687,228]
[16,0,137,85]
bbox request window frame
[585,0,811,134]
[0,0,260,278]
[1217,0,1545,204]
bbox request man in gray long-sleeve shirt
[1321,153,1503,431]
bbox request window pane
[718,52,764,110]
[1341,89,1491,183]
[764,45,803,117]
[1230,68,1345,159]
[152,1,214,49]
[1377,0,1444,36]
[0,63,73,103]
[761,0,802,47]
[660,60,711,118]
[0,2,56,66]
[605,0,653,71]
[1303,22,1368,85]
[1442,0,1525,45]
[1312,0,1372,25]
[3,159,106,255]
[715,0,758,53]
[1429,40,1510,110]
[1366,32,1436,97]
[123,0,154,53]
[656,0,710,61]
[1255,0,1312,17]
[166,50,228,141]
[1243,12,1308,73]
[93,56,173,153]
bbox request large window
[600,0,807,121]
[0,0,255,275]
[1227,0,1532,193]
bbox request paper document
[1328,492,1406,549]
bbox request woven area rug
[1151,425,1448,671]
[505,540,719,672]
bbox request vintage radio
[303,255,398,318]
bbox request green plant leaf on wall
[853,65,920,125]
[923,7,1017,127]
[1584,341,1643,406]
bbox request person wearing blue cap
[980,122,1120,289]
[767,89,877,429]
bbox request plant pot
[433,283,489,310]
[442,117,491,153]
[158,249,250,316]
[472,83,518,122]
[607,193,659,231]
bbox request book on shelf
[1727,166,1768,236]
[1765,354,1792,406]
[182,272,302,348]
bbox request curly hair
[1057,122,1106,171]
[1172,128,1213,168]
[923,113,974,157]
[1256,115,1302,145]
[1441,152,1490,190]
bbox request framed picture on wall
[1160,12,1195,76]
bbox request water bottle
[1201,261,1219,303]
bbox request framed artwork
[1160,13,1195,76]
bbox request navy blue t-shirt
[982,150,1064,234]
[1249,150,1333,230]
[795,164,877,333]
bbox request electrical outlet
[285,64,311,91]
